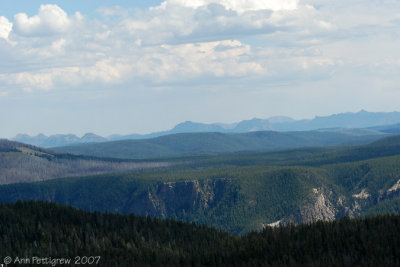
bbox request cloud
[158,0,299,13]
[0,2,340,93]
[4,71,54,91]
[129,40,265,83]
[51,38,66,53]
[0,40,267,90]
[79,59,132,84]
[120,5,277,45]
[1,0,398,98]
[117,0,329,46]
[0,16,12,41]
[13,4,71,36]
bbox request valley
[2,134,400,234]
[2,121,400,265]
[3,0,400,264]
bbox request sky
[1,0,400,138]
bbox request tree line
[1,201,400,266]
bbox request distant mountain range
[12,110,400,147]
[13,132,108,148]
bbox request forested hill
[1,201,400,266]
[369,134,400,146]
[0,139,174,184]
[3,135,400,234]
[51,129,387,159]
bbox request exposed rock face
[137,179,397,230]
[267,220,282,228]
[130,179,234,217]
[387,179,400,194]
[286,181,400,226]
[295,187,336,223]
[352,188,370,199]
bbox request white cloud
[130,40,265,83]
[0,40,268,90]
[13,4,71,36]
[0,16,12,41]
[51,38,66,54]
[303,0,400,31]
[117,0,329,46]
[0,62,122,91]
[158,0,299,13]
[0,2,339,92]
[1,0,398,99]
[8,72,54,91]
[79,59,132,84]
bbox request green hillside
[52,130,387,159]
[0,166,314,234]
[192,133,400,168]
[0,137,400,234]
[369,134,400,146]
[0,139,176,184]
[2,135,400,234]
[1,201,400,266]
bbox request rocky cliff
[128,179,235,217]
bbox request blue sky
[1,0,400,138]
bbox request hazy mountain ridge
[12,132,107,147]
[12,110,400,147]
[52,129,388,160]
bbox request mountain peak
[80,133,107,143]
[82,132,99,138]
[267,116,295,124]
[36,133,47,138]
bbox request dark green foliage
[2,135,400,235]
[1,201,400,266]
[2,150,400,235]
[0,201,235,266]
[237,215,400,266]
[201,137,400,168]
[0,166,325,234]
